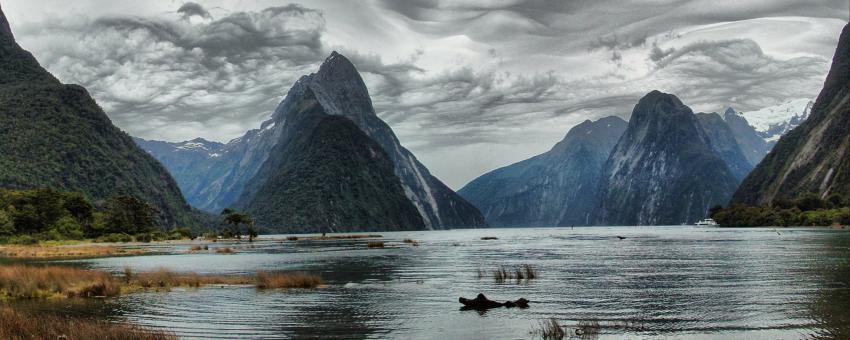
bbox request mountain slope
[142,52,486,229]
[236,89,425,232]
[722,108,772,166]
[459,116,627,227]
[733,23,850,204]
[695,112,753,181]
[596,91,740,225]
[0,7,196,227]
[739,99,813,144]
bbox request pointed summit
[0,3,12,39]
[309,51,376,120]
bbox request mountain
[738,99,813,144]
[458,116,627,227]
[722,108,772,166]
[595,91,740,225]
[733,23,850,205]
[140,52,486,230]
[694,112,753,181]
[235,89,425,232]
[0,7,196,227]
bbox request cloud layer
[5,0,848,188]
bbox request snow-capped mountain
[738,98,813,143]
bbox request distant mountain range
[138,52,486,231]
[459,117,627,227]
[734,22,850,205]
[0,7,196,227]
[460,88,812,226]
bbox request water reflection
[9,227,850,339]
[806,234,850,339]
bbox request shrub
[95,233,133,243]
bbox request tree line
[0,188,191,244]
[711,193,850,227]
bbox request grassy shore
[0,265,325,300]
[0,244,148,259]
[0,307,176,340]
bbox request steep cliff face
[695,112,753,181]
[0,10,196,227]
[596,91,739,225]
[733,23,850,204]
[140,52,486,229]
[0,5,11,39]
[236,89,425,232]
[723,108,772,166]
[459,116,627,227]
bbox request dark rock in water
[459,293,529,310]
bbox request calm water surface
[35,227,850,339]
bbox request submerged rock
[459,293,529,310]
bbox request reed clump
[0,265,121,299]
[367,241,385,248]
[286,236,299,241]
[0,307,176,340]
[402,239,420,246]
[255,271,324,289]
[485,264,538,284]
[125,268,252,290]
[532,318,566,340]
[215,247,235,254]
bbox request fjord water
[52,227,850,339]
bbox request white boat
[695,218,718,226]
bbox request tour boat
[695,218,718,226]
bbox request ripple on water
[42,226,850,339]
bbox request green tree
[104,196,158,235]
[0,210,14,237]
[220,208,253,240]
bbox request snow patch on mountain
[738,98,813,142]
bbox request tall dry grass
[0,307,176,340]
[0,245,146,258]
[533,318,566,340]
[0,265,120,299]
[255,271,324,289]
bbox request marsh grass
[0,307,176,340]
[367,241,385,248]
[255,271,324,289]
[215,247,235,254]
[532,318,566,340]
[0,245,147,259]
[484,264,538,284]
[188,245,209,252]
[126,268,252,290]
[402,239,420,246]
[0,265,120,299]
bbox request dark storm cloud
[177,2,211,19]
[21,3,327,141]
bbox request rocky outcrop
[733,23,850,204]
[595,91,739,225]
[0,4,12,39]
[459,116,627,226]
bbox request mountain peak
[630,90,690,124]
[0,3,14,39]
[316,51,359,79]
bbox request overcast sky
[3,0,848,189]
